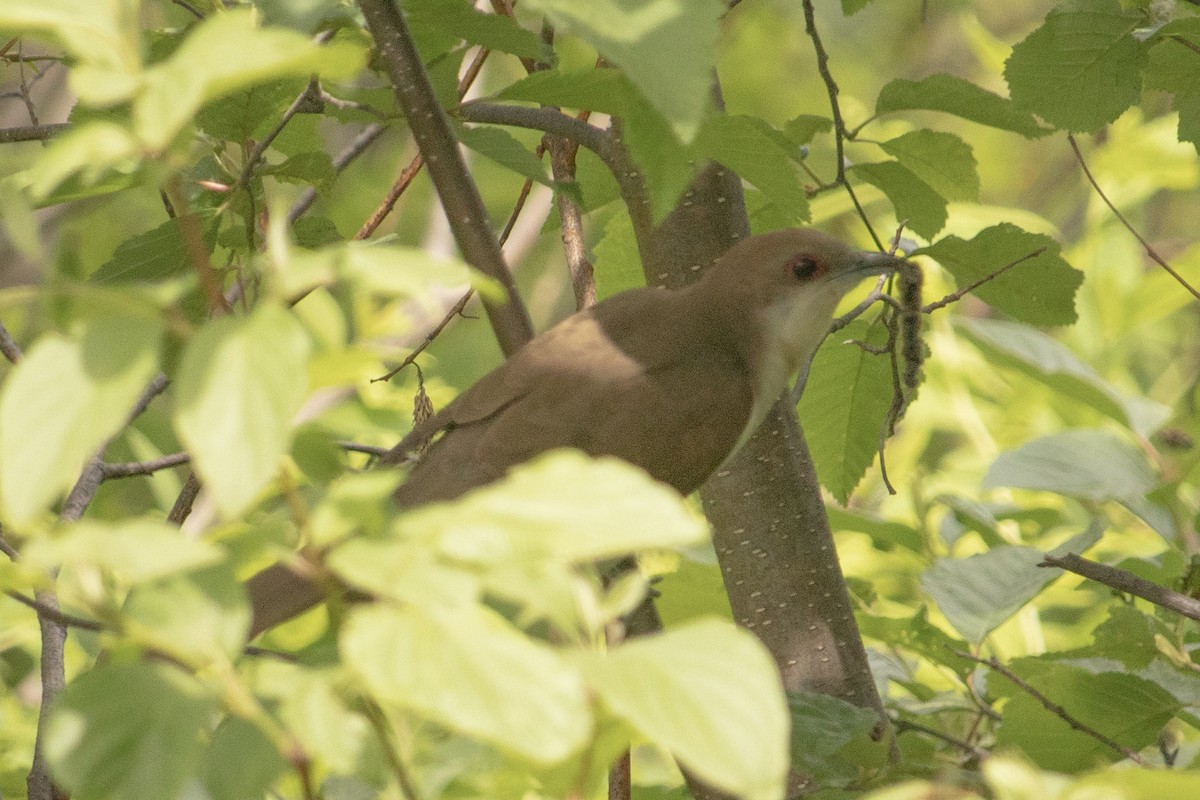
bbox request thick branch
[0,123,68,143]
[358,0,533,356]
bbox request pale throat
[731,288,839,454]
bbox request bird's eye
[788,255,824,281]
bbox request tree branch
[456,102,615,171]
[957,651,1147,765]
[1068,133,1200,302]
[1040,552,1200,622]
[0,122,68,143]
[358,0,533,356]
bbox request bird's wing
[391,291,754,506]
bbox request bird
[247,228,906,634]
[380,227,905,505]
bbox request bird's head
[699,228,909,409]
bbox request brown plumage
[383,228,905,506]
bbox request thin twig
[373,154,545,384]
[800,0,882,250]
[337,441,390,458]
[957,651,1147,765]
[288,123,387,224]
[891,716,987,760]
[235,78,323,192]
[1068,134,1200,302]
[0,318,24,363]
[358,0,533,355]
[363,700,426,800]
[0,123,68,143]
[170,0,204,18]
[101,452,190,479]
[5,592,104,631]
[1041,552,1200,622]
[921,246,1048,313]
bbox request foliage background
[2,0,1200,798]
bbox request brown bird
[381,228,904,504]
[247,228,905,634]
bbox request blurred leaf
[201,717,287,800]
[1145,20,1200,95]
[957,317,1170,437]
[342,604,590,763]
[400,450,709,565]
[800,320,895,504]
[122,566,249,663]
[26,518,221,584]
[916,224,1083,326]
[44,662,215,800]
[256,663,369,772]
[851,161,947,239]
[521,0,724,141]
[0,315,162,525]
[921,525,1103,643]
[783,114,833,145]
[694,114,810,223]
[875,73,1050,138]
[174,303,310,517]
[135,9,365,149]
[983,429,1157,502]
[585,619,788,800]
[593,210,644,301]
[879,129,979,201]
[1004,0,1147,133]
[259,152,335,186]
[19,122,140,201]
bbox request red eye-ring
[788,255,824,281]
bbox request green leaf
[983,429,1157,502]
[783,114,833,145]
[921,525,1102,643]
[259,152,335,186]
[799,320,896,504]
[878,129,979,201]
[0,315,162,525]
[174,303,310,517]
[788,691,883,783]
[585,619,788,800]
[956,317,1170,437]
[993,660,1179,771]
[915,224,1083,326]
[1004,0,1148,133]
[44,662,215,800]
[454,123,551,185]
[1145,20,1200,95]
[592,210,644,301]
[1176,92,1200,152]
[875,74,1050,138]
[850,161,947,239]
[499,67,639,115]
[342,604,590,764]
[406,0,550,61]
[520,0,724,141]
[693,114,810,223]
[196,80,308,142]
[135,9,365,149]
[1068,769,1200,800]
[256,663,369,772]
[400,450,708,565]
[922,547,1059,643]
[201,717,287,800]
[90,215,214,284]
